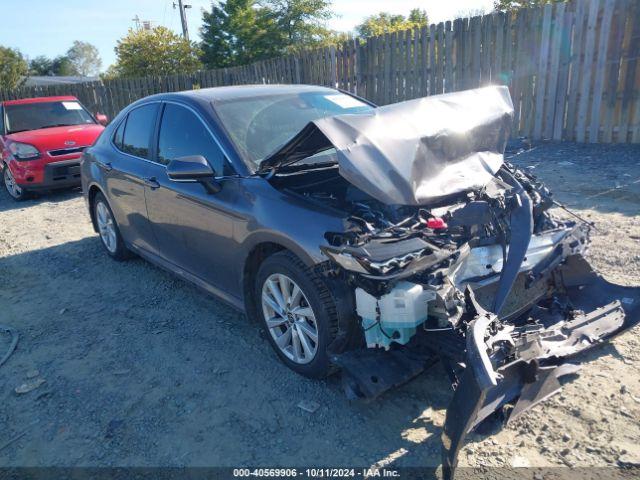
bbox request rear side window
[120,104,158,159]
[157,103,230,175]
[113,117,126,149]
[0,106,4,135]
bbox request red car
[1,96,107,200]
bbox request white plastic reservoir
[355,282,435,349]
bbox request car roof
[2,96,79,106]
[165,84,339,103]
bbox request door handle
[96,161,112,172]
[144,176,161,189]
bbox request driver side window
[157,103,231,176]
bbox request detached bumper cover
[442,268,640,480]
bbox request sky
[2,0,494,71]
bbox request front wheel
[255,251,339,378]
[3,165,28,201]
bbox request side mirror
[167,155,214,180]
[167,155,221,194]
[96,113,108,126]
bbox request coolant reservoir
[355,282,435,349]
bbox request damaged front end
[324,166,640,479]
[262,86,640,478]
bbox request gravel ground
[0,142,639,476]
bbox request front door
[144,102,240,294]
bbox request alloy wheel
[3,167,23,199]
[96,201,117,254]
[261,273,319,365]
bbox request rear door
[143,102,240,293]
[103,103,159,253]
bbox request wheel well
[243,242,287,321]
[87,185,103,232]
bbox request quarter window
[120,104,158,159]
[113,117,126,149]
[157,103,230,175]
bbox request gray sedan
[81,84,639,477]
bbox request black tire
[3,164,29,201]
[93,192,131,261]
[255,250,339,379]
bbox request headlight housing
[8,142,40,161]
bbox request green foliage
[201,0,279,68]
[50,55,78,76]
[28,54,79,76]
[0,47,28,89]
[262,0,334,49]
[355,8,429,38]
[200,0,335,68]
[113,26,202,77]
[318,30,353,49]
[99,64,119,81]
[493,0,563,11]
[29,55,54,76]
[67,40,102,76]
[28,41,101,78]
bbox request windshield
[214,91,373,168]
[5,100,95,134]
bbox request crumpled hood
[261,86,514,205]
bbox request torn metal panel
[261,86,514,205]
[440,273,640,480]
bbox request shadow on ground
[0,235,624,471]
[0,186,82,213]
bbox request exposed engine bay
[264,87,640,479]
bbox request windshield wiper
[39,123,77,129]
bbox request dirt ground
[1,142,639,476]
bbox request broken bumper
[442,266,640,480]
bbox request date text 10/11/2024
[233,468,401,478]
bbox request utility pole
[174,0,191,41]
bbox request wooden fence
[1,0,639,143]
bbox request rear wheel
[256,251,338,378]
[93,192,131,261]
[3,165,28,201]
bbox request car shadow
[0,236,632,472]
[0,186,82,213]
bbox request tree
[50,55,78,76]
[407,8,429,26]
[30,54,80,76]
[67,41,102,76]
[493,0,562,11]
[261,0,334,51]
[201,0,279,68]
[29,55,54,76]
[355,9,429,38]
[200,0,335,68]
[0,47,28,89]
[113,26,202,77]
